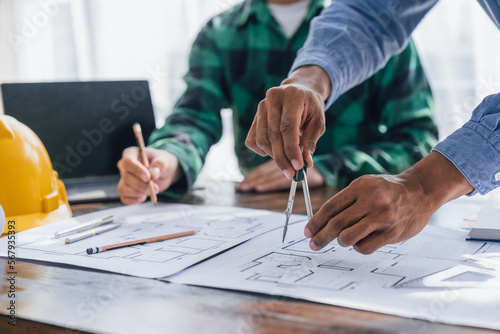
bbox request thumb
[149,152,178,182]
[150,158,167,181]
[150,165,161,181]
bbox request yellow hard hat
[1,115,72,234]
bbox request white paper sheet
[169,222,500,330]
[0,203,304,278]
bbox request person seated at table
[116,0,437,204]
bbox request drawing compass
[282,148,313,243]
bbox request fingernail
[151,167,160,180]
[310,240,319,251]
[283,169,293,179]
[291,159,301,170]
[304,228,313,238]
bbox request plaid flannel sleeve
[148,23,230,197]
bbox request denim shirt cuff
[290,48,345,109]
[433,121,500,196]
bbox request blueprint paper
[0,203,304,278]
[169,222,500,330]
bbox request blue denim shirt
[291,0,500,195]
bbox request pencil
[86,230,197,254]
[133,123,157,204]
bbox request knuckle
[306,141,317,154]
[123,146,137,158]
[245,136,254,149]
[372,193,391,208]
[318,122,326,135]
[265,87,281,99]
[311,117,325,132]
[256,135,269,149]
[122,147,132,156]
[349,177,363,189]
[292,88,305,100]
[330,218,344,232]
[352,175,371,186]
[284,143,298,154]
[321,201,336,215]
[116,181,124,194]
[267,128,281,142]
[280,121,294,135]
[257,99,266,110]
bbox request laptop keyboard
[64,176,121,203]
[63,175,120,186]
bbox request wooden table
[0,182,497,334]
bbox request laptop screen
[1,81,156,181]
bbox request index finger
[304,185,357,238]
[119,147,151,183]
[280,102,303,172]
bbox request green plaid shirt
[149,0,437,197]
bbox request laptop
[1,81,156,203]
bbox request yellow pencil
[133,123,157,204]
[86,230,197,254]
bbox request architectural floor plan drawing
[0,203,305,278]
[170,221,500,330]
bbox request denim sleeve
[290,0,439,108]
[433,93,500,195]
[292,0,500,108]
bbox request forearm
[400,151,473,212]
[148,108,223,196]
[281,66,331,102]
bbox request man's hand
[245,66,331,179]
[235,160,324,193]
[117,147,181,205]
[305,152,474,254]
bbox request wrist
[282,65,331,101]
[399,151,474,211]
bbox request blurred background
[1,0,499,182]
